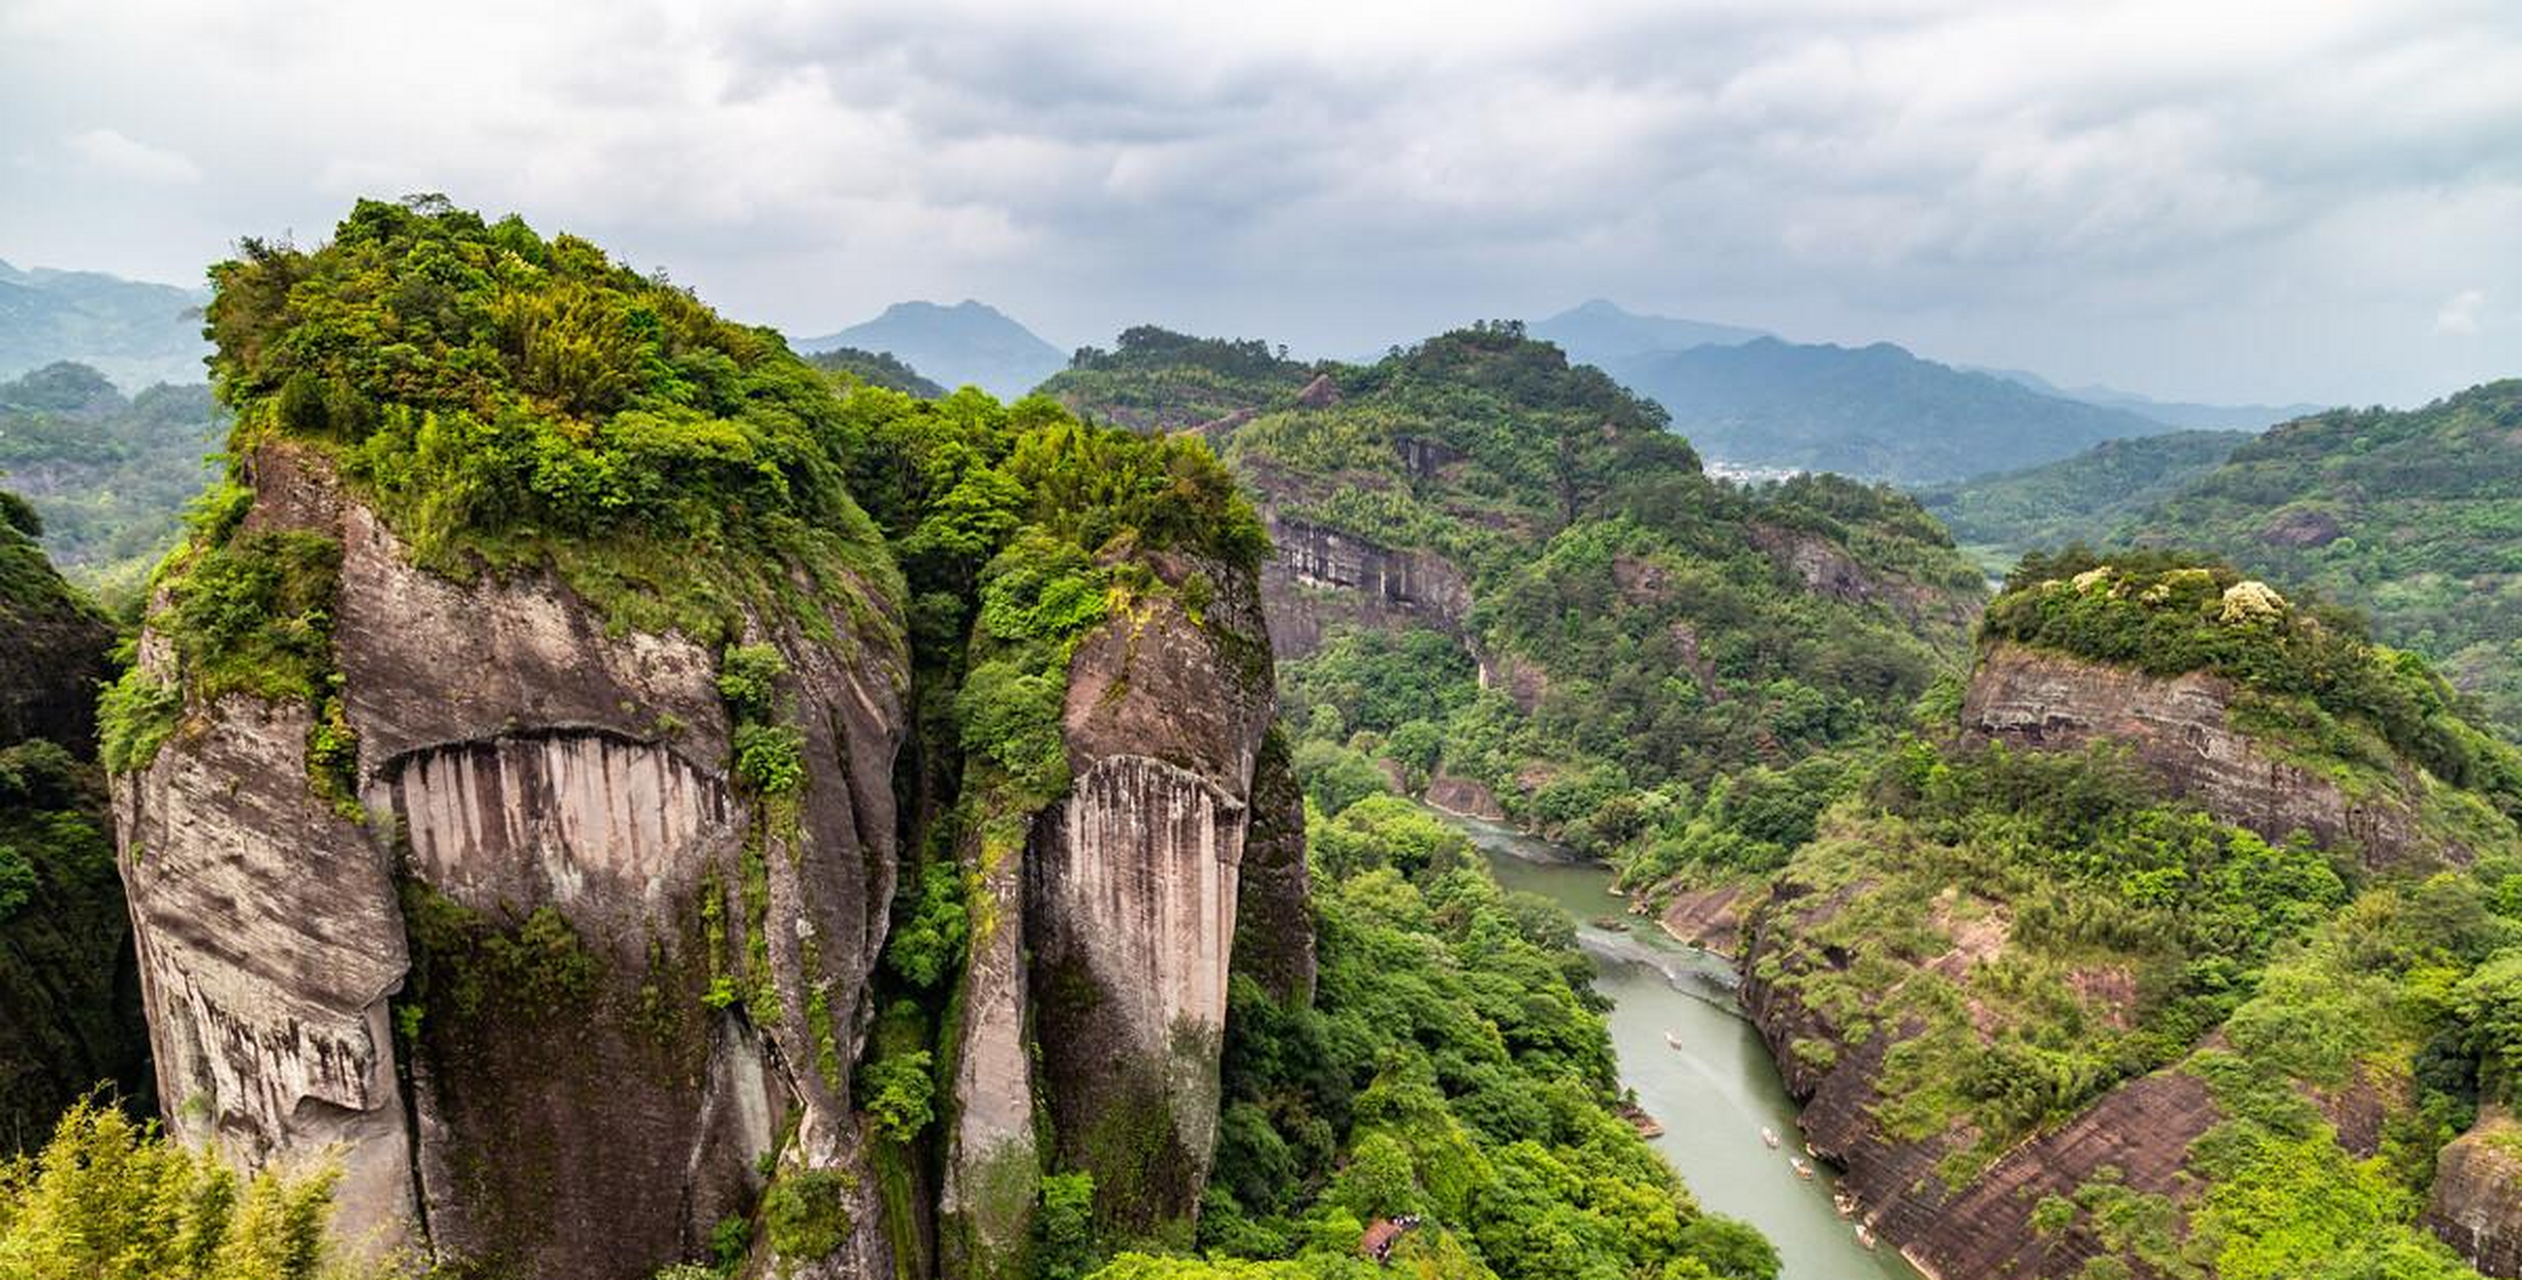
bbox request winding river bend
[1449,814,1922,1280]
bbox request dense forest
[0,361,224,604]
[1917,429,2253,574]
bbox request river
[1448,813,1922,1280]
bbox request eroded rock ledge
[1965,641,2456,868]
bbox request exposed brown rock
[2428,1110,2522,1276]
[1738,884,2220,1280]
[1658,885,1747,955]
[1965,642,2456,868]
[1392,434,1460,481]
[1294,373,1341,409]
[2261,506,2345,548]
[1424,770,1506,822]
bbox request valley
[0,194,2516,1280]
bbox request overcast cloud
[3,0,2516,404]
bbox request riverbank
[1444,813,1921,1280]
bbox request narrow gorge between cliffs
[1452,813,1922,1280]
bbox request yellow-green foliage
[201,195,900,647]
[0,1101,374,1280]
[1985,549,2522,823]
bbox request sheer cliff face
[944,552,1287,1266]
[1031,554,1278,1227]
[113,443,910,1278]
[1257,509,1470,659]
[1966,641,2455,868]
[2428,1112,2522,1277]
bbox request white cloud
[64,128,201,184]
[0,0,2517,404]
[2435,288,2486,335]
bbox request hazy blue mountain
[0,259,209,390]
[1530,298,1767,367]
[1607,337,2175,483]
[1969,364,2325,432]
[796,299,1063,399]
[1916,428,2256,572]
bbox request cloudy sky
[3,0,2516,405]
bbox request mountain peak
[799,298,1065,399]
[1530,300,1768,370]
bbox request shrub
[762,1168,855,1260]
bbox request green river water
[1449,813,1924,1280]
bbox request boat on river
[1666,1030,1686,1050]
[1855,1224,1879,1250]
[1791,1158,1815,1180]
[1761,1126,1781,1149]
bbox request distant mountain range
[1529,298,1768,366]
[1602,336,2177,484]
[0,260,210,390]
[1519,300,2328,484]
[1968,364,2326,432]
[795,299,1064,399]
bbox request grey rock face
[1258,512,1469,658]
[114,691,417,1253]
[115,442,910,1279]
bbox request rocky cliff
[1966,641,2456,868]
[1733,622,2522,1278]
[114,442,912,1277]
[2428,1112,2522,1277]
[103,198,1308,1279]
[1256,510,1470,659]
[945,550,1289,1267]
[1738,884,2223,1280]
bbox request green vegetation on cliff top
[2124,382,2522,739]
[201,193,902,646]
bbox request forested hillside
[0,361,224,600]
[1045,321,1989,868]
[1917,429,2255,573]
[2127,383,2522,738]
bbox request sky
[3,0,2517,407]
